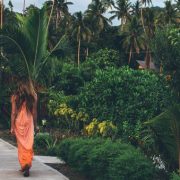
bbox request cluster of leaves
[85,118,117,138]
[54,103,89,133]
[58,137,155,180]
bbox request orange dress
[14,101,34,170]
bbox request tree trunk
[47,0,55,32]
[128,46,132,65]
[86,48,89,57]
[23,0,26,14]
[141,7,146,35]
[77,26,81,67]
[0,0,3,28]
[145,46,151,69]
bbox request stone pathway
[0,138,69,180]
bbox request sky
[4,0,174,25]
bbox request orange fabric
[14,102,34,169]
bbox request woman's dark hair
[14,79,36,114]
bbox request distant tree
[110,0,131,31]
[121,16,145,64]
[71,12,92,66]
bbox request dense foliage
[78,67,172,128]
[151,26,180,95]
[58,137,155,180]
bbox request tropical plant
[78,67,172,132]
[85,118,118,138]
[163,0,178,25]
[139,0,152,33]
[110,0,131,31]
[151,26,180,94]
[0,7,66,87]
[58,137,155,180]
[85,0,111,34]
[71,11,92,66]
[121,16,144,64]
[145,104,180,172]
[45,0,73,30]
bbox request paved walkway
[0,138,69,180]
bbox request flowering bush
[54,103,89,133]
[85,118,117,138]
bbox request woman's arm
[32,94,38,129]
[11,95,17,134]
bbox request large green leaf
[145,104,180,169]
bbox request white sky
[4,0,174,25]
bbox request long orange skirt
[15,103,34,170]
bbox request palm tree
[23,0,26,14]
[0,0,3,28]
[102,0,115,9]
[71,12,92,66]
[85,0,111,34]
[163,0,177,25]
[121,16,145,64]
[8,0,13,12]
[139,0,152,34]
[143,8,156,68]
[46,0,73,30]
[0,7,66,87]
[132,1,141,18]
[110,0,131,31]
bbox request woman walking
[10,79,38,177]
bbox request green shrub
[53,63,84,95]
[80,48,125,82]
[78,67,172,129]
[85,48,124,69]
[34,133,58,156]
[58,137,155,180]
[171,172,180,180]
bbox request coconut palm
[71,11,92,66]
[163,0,177,25]
[23,0,26,14]
[139,0,152,34]
[132,1,141,18]
[143,8,156,68]
[121,16,145,64]
[46,0,73,30]
[0,7,65,86]
[85,0,111,34]
[110,0,131,31]
[102,0,115,9]
[8,0,13,12]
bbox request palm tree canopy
[0,7,49,82]
[85,0,111,32]
[110,0,131,21]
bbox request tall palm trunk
[145,46,151,69]
[56,9,61,30]
[0,0,3,28]
[23,0,26,14]
[128,45,132,64]
[47,0,55,32]
[86,48,89,57]
[77,26,81,67]
[141,7,146,35]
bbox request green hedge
[58,138,155,180]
